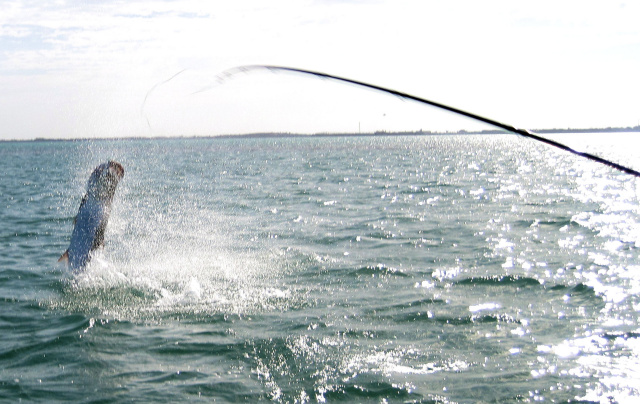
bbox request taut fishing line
[214,65,640,178]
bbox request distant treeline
[362,126,640,136]
[213,125,640,139]
[472,126,640,135]
[529,126,640,134]
[7,125,640,142]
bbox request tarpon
[59,161,125,271]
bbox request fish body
[59,161,124,271]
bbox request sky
[1,0,639,140]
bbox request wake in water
[55,222,296,321]
[53,156,298,321]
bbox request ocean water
[1,133,640,403]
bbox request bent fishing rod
[217,65,640,179]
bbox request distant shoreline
[2,126,640,143]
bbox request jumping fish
[59,161,125,271]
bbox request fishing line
[217,65,640,178]
[141,69,187,133]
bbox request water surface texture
[1,134,639,403]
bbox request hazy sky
[1,0,639,139]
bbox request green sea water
[1,134,640,403]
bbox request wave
[349,264,410,278]
[392,311,521,326]
[511,217,573,230]
[454,275,542,287]
[246,334,445,403]
[548,282,601,306]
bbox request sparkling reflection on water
[1,133,640,402]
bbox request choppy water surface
[1,134,640,403]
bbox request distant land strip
[3,125,639,142]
